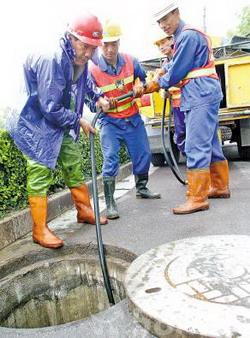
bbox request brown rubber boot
[29,196,64,249]
[70,184,108,225]
[208,160,230,198]
[173,169,210,215]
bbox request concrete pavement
[1,143,250,337]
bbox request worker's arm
[84,71,105,104]
[85,71,111,112]
[36,56,80,129]
[133,57,147,82]
[158,31,198,89]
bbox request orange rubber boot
[208,160,230,198]
[70,184,108,225]
[173,169,210,215]
[29,196,64,249]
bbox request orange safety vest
[90,54,138,119]
[176,26,219,88]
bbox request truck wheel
[238,145,250,160]
[151,153,165,167]
[234,121,250,161]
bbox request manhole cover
[125,235,250,338]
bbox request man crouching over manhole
[9,13,112,249]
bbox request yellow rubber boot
[173,169,210,215]
[208,160,230,198]
[71,184,108,225]
[29,196,64,249]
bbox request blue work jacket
[10,36,102,169]
[158,20,223,111]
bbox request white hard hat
[153,0,179,22]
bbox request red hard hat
[67,13,103,47]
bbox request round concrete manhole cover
[125,235,250,338]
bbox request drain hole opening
[145,287,162,294]
[0,252,131,329]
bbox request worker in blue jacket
[153,32,185,154]
[134,0,230,214]
[90,20,161,220]
[10,13,111,249]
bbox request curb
[0,162,132,250]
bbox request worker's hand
[79,118,95,136]
[160,89,170,99]
[133,83,145,98]
[108,97,118,109]
[153,68,166,82]
[96,96,110,112]
[144,81,160,94]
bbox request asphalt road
[56,142,250,256]
[1,143,249,338]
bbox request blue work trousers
[100,119,151,177]
[185,102,226,169]
[173,107,186,154]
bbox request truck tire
[234,121,250,161]
[238,145,250,161]
[151,153,165,167]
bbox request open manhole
[0,244,136,329]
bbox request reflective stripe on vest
[168,86,181,108]
[100,75,134,93]
[176,26,218,87]
[89,54,138,118]
[184,67,217,80]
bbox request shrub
[0,130,129,219]
[0,130,27,218]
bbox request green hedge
[0,130,129,219]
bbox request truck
[139,38,250,166]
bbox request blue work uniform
[91,54,151,177]
[158,20,225,169]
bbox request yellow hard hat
[154,33,173,46]
[152,26,173,46]
[102,19,122,42]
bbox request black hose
[89,112,115,305]
[161,95,186,185]
[116,90,186,185]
